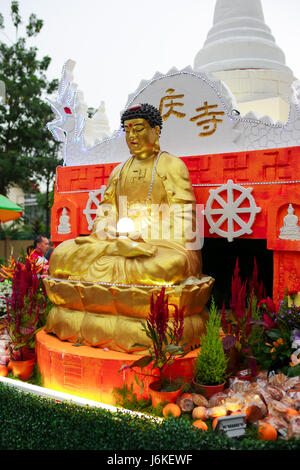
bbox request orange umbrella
[0,194,23,222]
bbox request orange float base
[36,329,198,405]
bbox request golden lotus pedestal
[38,276,213,404]
[43,276,213,353]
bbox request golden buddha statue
[44,103,214,352]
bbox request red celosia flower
[258,297,276,313]
[3,254,48,358]
[263,313,275,330]
[171,303,185,345]
[149,287,169,343]
[230,259,247,320]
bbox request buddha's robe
[50,152,202,284]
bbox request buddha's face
[124,118,160,159]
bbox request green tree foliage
[194,298,228,385]
[0,1,62,231]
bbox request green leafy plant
[120,287,187,392]
[194,297,228,386]
[113,384,164,417]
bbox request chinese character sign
[190,101,225,137]
[159,89,224,138]
[159,88,186,121]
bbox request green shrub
[194,298,228,385]
[0,383,300,450]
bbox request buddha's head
[121,103,163,159]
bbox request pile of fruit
[162,371,300,440]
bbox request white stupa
[194,0,295,122]
[83,100,111,147]
[92,101,111,140]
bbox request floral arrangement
[0,254,49,361]
[220,258,265,375]
[120,287,186,392]
[251,291,300,376]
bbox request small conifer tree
[194,297,228,385]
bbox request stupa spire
[194,0,293,75]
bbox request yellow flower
[277,338,284,345]
[270,347,276,353]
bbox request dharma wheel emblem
[204,179,261,242]
[83,185,106,230]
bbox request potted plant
[120,287,187,407]
[1,254,49,380]
[193,297,228,397]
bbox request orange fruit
[192,420,208,431]
[0,365,8,377]
[212,417,219,430]
[286,408,299,417]
[258,423,277,441]
[162,403,181,418]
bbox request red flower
[288,290,298,296]
[149,287,169,343]
[171,303,184,345]
[263,313,275,330]
[258,297,276,313]
[230,259,247,320]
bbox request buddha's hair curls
[121,103,163,132]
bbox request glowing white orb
[117,217,135,233]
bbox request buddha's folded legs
[49,237,201,286]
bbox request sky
[1,0,300,132]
